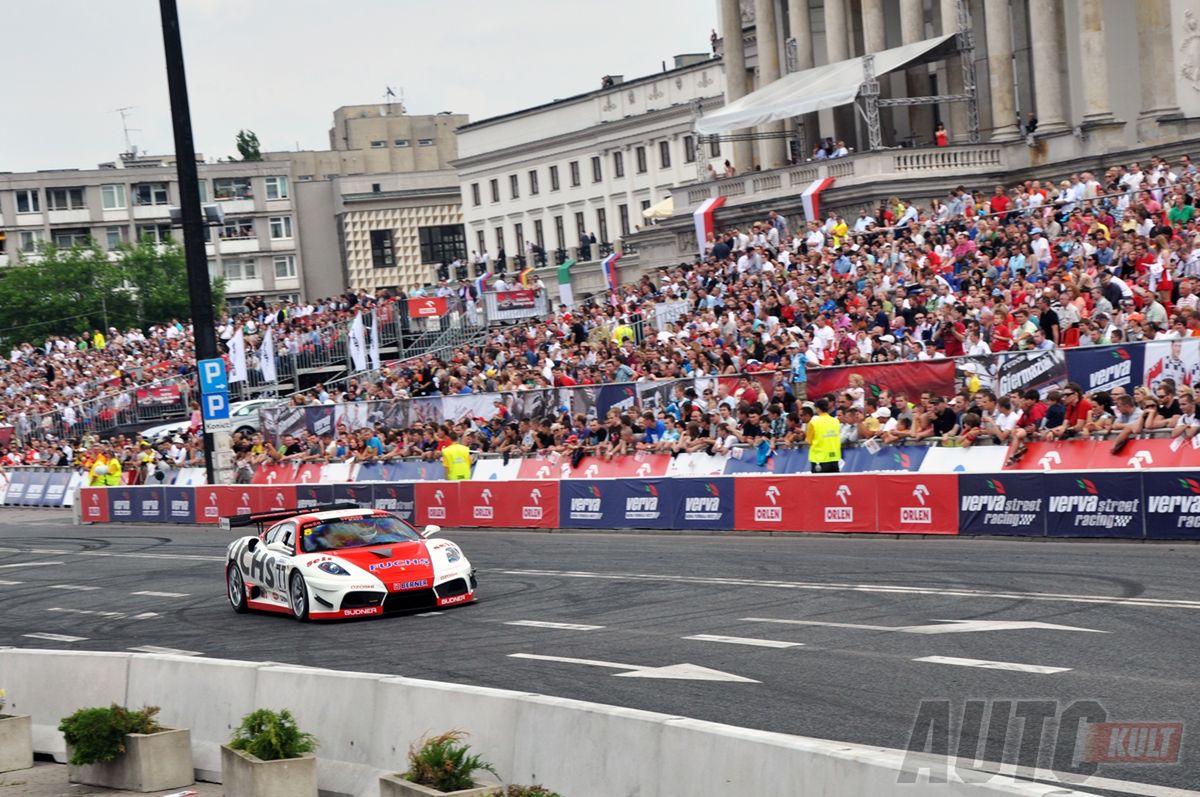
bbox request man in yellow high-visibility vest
[805,398,841,474]
[440,431,473,481]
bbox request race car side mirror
[422,525,441,538]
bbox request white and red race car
[222,504,477,621]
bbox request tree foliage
[228,708,317,761]
[236,129,262,161]
[0,238,225,345]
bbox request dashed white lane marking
[415,611,443,617]
[0,580,21,586]
[683,634,803,649]
[505,620,605,631]
[23,632,87,642]
[129,612,160,620]
[0,561,63,569]
[48,584,100,591]
[128,645,202,657]
[0,547,220,563]
[496,569,1200,609]
[131,591,189,598]
[48,607,125,618]
[912,656,1071,675]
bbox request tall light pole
[159,0,218,483]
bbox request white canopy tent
[694,34,957,137]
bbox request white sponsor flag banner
[259,327,277,384]
[348,312,368,372]
[228,328,247,383]
[369,311,381,372]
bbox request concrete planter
[379,772,500,797]
[0,715,33,773]
[220,744,317,797]
[68,727,193,792]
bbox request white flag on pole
[348,312,368,372]
[368,311,381,372]
[228,328,247,383]
[259,327,277,384]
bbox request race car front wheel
[289,572,310,622]
[227,565,248,613]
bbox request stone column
[900,0,933,145]
[982,0,1019,141]
[1136,0,1180,135]
[1077,0,1113,123]
[862,0,885,53]
[755,0,787,168]
[719,0,755,173]
[939,0,968,142]
[1028,0,1066,130]
[787,0,818,152]
[821,0,853,148]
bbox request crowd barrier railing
[78,468,1200,540]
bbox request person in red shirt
[991,311,1014,352]
[1044,383,1091,440]
[941,306,967,357]
[935,123,949,147]
[990,185,1010,217]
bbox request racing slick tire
[289,572,310,622]
[226,565,248,613]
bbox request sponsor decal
[824,484,854,523]
[438,593,470,605]
[899,484,932,524]
[367,558,430,573]
[343,607,380,617]
[522,487,544,520]
[570,485,603,520]
[472,488,494,520]
[392,579,430,591]
[1146,477,1200,530]
[428,488,446,520]
[624,484,660,520]
[960,478,1042,526]
[1047,479,1139,529]
[1087,349,1133,392]
[1084,722,1183,764]
[754,484,782,523]
[684,482,723,521]
[203,491,219,519]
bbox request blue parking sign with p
[202,391,230,421]
[199,358,228,394]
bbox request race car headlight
[317,561,350,576]
[443,545,462,564]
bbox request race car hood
[332,541,435,592]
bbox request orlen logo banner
[876,474,958,534]
[164,486,194,524]
[958,474,1046,536]
[665,478,734,530]
[193,486,247,524]
[371,482,415,524]
[253,485,296,514]
[1142,474,1200,540]
[559,481,621,529]
[252,463,296,485]
[81,487,110,523]
[733,477,801,531]
[459,481,559,528]
[1044,473,1143,539]
[802,476,877,533]
[414,483,461,527]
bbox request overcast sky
[4,0,716,173]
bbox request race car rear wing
[219,502,366,531]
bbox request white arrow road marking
[0,561,63,569]
[508,653,759,682]
[48,584,100,591]
[131,591,190,598]
[505,620,605,631]
[23,632,87,642]
[495,569,1200,609]
[742,618,1108,635]
[913,656,1071,675]
[684,634,803,649]
[128,646,202,657]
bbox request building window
[618,204,630,237]
[418,138,434,146]
[274,254,297,279]
[220,217,255,239]
[635,146,647,173]
[640,199,652,213]
[476,230,486,256]
[213,177,252,200]
[613,151,625,178]
[101,184,126,210]
[370,229,395,268]
[683,135,696,163]
[494,227,505,253]
[265,176,289,200]
[549,165,560,191]
[597,208,608,243]
[46,187,85,211]
[591,156,602,183]
[509,174,519,200]
[489,179,499,203]
[105,227,125,250]
[528,170,539,196]
[514,222,525,254]
[15,189,40,213]
[223,258,257,280]
[417,224,467,264]
[710,138,721,157]
[52,229,90,248]
[554,216,565,249]
[133,182,169,206]
[135,223,172,244]
[470,183,481,206]
[297,175,313,182]
[395,138,410,147]
[533,219,545,249]
[574,211,585,240]
[269,216,293,239]
[370,140,386,148]
[569,161,580,187]
[197,180,208,203]
[18,230,41,253]
[659,140,671,169]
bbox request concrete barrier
[0,649,1099,797]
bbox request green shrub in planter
[58,705,162,766]
[505,787,563,797]
[228,708,317,761]
[403,731,496,792]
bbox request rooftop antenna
[115,106,140,156]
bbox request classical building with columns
[616,0,1200,275]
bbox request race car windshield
[301,515,421,553]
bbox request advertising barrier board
[1042,472,1143,539]
[958,473,1046,536]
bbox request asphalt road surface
[0,509,1196,797]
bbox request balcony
[46,209,90,225]
[132,204,171,220]
[214,237,260,255]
